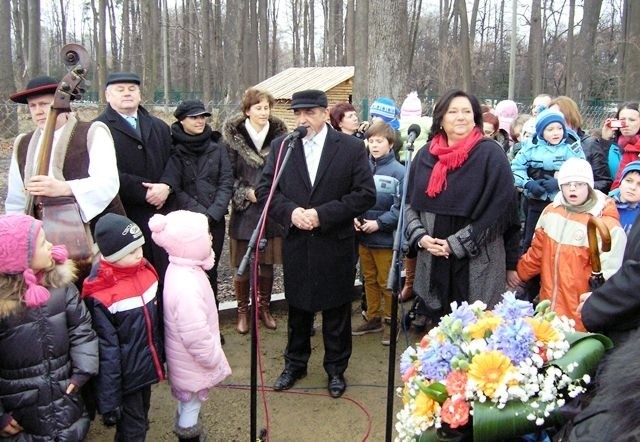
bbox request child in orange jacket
[516,158,626,330]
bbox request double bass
[24,44,94,280]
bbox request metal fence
[0,98,624,147]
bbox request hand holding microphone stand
[384,124,421,442]
[237,125,307,442]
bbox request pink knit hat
[495,100,519,134]
[400,92,422,118]
[148,210,215,270]
[0,214,68,308]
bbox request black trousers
[284,302,352,376]
[207,218,226,307]
[114,386,151,442]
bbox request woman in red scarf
[404,90,521,328]
[603,102,640,190]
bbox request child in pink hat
[0,214,98,440]
[149,210,231,442]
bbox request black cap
[95,213,145,263]
[289,89,328,109]
[106,72,141,87]
[9,75,58,104]
[174,100,212,120]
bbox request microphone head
[294,126,308,138]
[407,124,421,137]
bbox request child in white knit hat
[515,158,626,331]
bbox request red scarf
[426,127,483,197]
[612,134,640,189]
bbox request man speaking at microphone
[257,89,375,398]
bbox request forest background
[0,0,638,132]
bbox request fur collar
[0,260,77,318]
[222,113,288,169]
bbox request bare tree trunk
[527,0,543,97]
[568,0,603,104]
[244,0,259,86]
[224,0,242,101]
[213,0,224,99]
[96,0,108,102]
[201,0,212,103]
[258,0,269,80]
[469,0,480,47]
[59,0,67,45]
[303,0,310,65]
[309,0,315,65]
[121,0,131,71]
[345,0,355,66]
[130,1,143,75]
[292,0,301,66]
[0,0,18,137]
[368,0,408,102]
[27,0,41,77]
[107,0,119,70]
[407,0,423,76]
[455,0,472,91]
[621,0,640,100]
[334,0,344,65]
[353,0,369,112]
[12,1,26,83]
[437,0,453,94]
[563,0,575,95]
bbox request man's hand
[26,175,72,197]
[291,208,320,230]
[142,182,171,209]
[0,418,23,437]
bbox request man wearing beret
[257,89,376,398]
[5,75,121,232]
[94,72,178,284]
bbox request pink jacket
[163,259,231,400]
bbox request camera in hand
[607,118,627,129]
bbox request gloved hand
[541,175,559,194]
[524,180,546,198]
[102,408,121,427]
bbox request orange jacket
[517,191,626,331]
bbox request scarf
[171,122,213,155]
[245,118,270,152]
[612,134,640,189]
[618,134,640,152]
[426,127,483,197]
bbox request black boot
[174,423,201,442]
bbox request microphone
[283,126,308,142]
[406,124,421,145]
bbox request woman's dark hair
[428,89,483,141]
[329,102,356,131]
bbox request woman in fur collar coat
[222,88,287,334]
[0,214,98,441]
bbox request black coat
[167,125,234,223]
[578,128,612,193]
[0,264,98,441]
[223,114,288,240]
[257,125,376,312]
[94,104,178,278]
[582,214,640,346]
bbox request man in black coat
[94,72,178,283]
[256,90,376,398]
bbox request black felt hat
[106,72,141,87]
[9,76,58,104]
[94,213,145,263]
[289,89,328,109]
[174,100,212,120]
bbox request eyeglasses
[483,129,495,136]
[560,182,588,189]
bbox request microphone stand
[237,136,298,442]
[384,134,417,442]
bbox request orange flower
[467,314,502,339]
[467,351,514,398]
[445,370,468,395]
[401,364,417,383]
[413,390,441,418]
[440,397,470,428]
[525,317,560,344]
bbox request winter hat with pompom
[149,210,215,270]
[370,97,400,130]
[400,92,422,119]
[0,214,68,308]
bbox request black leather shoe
[273,369,307,391]
[328,374,346,398]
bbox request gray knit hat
[95,213,145,263]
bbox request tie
[125,115,137,129]
[304,139,320,185]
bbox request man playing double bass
[5,75,121,235]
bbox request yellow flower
[467,351,514,399]
[467,313,502,339]
[525,317,560,344]
[413,390,441,418]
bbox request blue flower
[400,347,416,377]
[418,341,458,381]
[489,319,535,364]
[449,302,477,328]
[493,291,534,321]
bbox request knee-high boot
[258,275,277,330]
[400,257,416,301]
[234,278,250,334]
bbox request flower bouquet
[396,292,612,442]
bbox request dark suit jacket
[94,104,177,278]
[257,124,376,312]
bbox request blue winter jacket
[511,129,584,201]
[358,151,405,249]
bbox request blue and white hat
[370,97,399,130]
